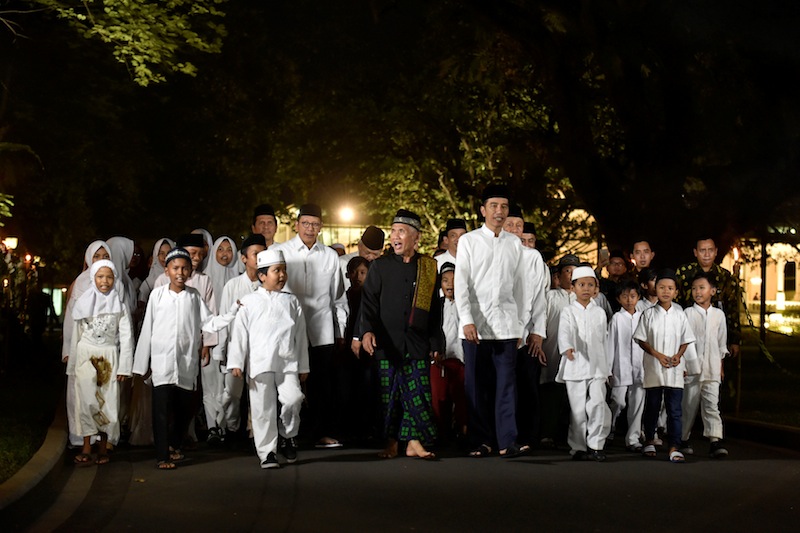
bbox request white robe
[133,285,213,390]
[633,303,695,389]
[540,288,572,384]
[607,308,644,387]
[556,300,609,382]
[683,304,728,381]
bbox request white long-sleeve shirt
[634,303,696,389]
[441,297,464,362]
[522,247,549,339]
[275,235,347,346]
[454,225,529,340]
[227,288,310,378]
[541,288,572,384]
[556,299,609,382]
[155,269,218,345]
[211,272,261,362]
[684,304,728,381]
[607,308,644,387]
[133,285,213,390]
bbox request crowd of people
[60,185,741,469]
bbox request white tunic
[441,297,464,362]
[541,288,572,384]
[155,269,218,345]
[522,246,549,338]
[454,225,529,340]
[556,300,609,382]
[607,308,644,387]
[212,272,261,363]
[435,250,456,272]
[227,288,310,378]
[633,303,695,389]
[684,304,728,381]
[133,286,213,390]
[275,235,347,346]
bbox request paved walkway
[11,436,800,532]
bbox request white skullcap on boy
[257,249,285,268]
[571,265,597,281]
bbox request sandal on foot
[626,443,643,453]
[96,455,110,465]
[669,450,685,463]
[156,461,177,470]
[74,453,93,465]
[500,444,530,458]
[642,444,657,458]
[169,450,185,461]
[469,444,492,458]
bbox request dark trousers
[516,346,541,446]
[464,339,518,450]
[305,344,338,439]
[538,382,569,443]
[152,384,194,463]
[643,386,683,448]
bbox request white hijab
[72,260,125,320]
[143,238,175,291]
[192,228,214,272]
[70,240,113,305]
[106,236,137,313]
[206,236,239,308]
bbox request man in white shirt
[275,204,347,448]
[455,184,530,458]
[435,218,467,272]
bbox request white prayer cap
[571,265,597,281]
[257,249,285,268]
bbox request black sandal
[469,444,492,458]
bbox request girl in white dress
[67,260,134,464]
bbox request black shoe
[709,440,729,459]
[280,437,298,463]
[207,427,223,447]
[261,452,280,469]
[571,450,589,461]
[589,449,607,462]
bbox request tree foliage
[20,0,227,85]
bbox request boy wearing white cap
[556,265,612,461]
[227,249,310,469]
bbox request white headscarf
[106,236,137,313]
[71,260,125,320]
[143,238,174,289]
[206,236,239,308]
[61,240,113,359]
[192,228,214,272]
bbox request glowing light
[2,237,18,250]
[24,254,31,262]
[733,247,740,262]
[339,206,355,223]
[750,277,762,285]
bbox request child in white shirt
[681,272,729,458]
[227,249,309,469]
[634,269,695,463]
[607,280,645,452]
[556,266,611,461]
[133,248,213,470]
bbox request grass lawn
[0,335,63,484]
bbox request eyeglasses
[300,221,322,230]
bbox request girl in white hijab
[106,236,138,314]
[67,260,134,464]
[206,236,239,309]
[138,238,175,305]
[62,240,113,447]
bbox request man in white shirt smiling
[455,184,530,458]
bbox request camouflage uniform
[675,262,741,346]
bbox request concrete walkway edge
[0,399,67,512]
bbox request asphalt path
[16,436,800,533]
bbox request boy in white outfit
[607,280,646,452]
[556,266,611,462]
[681,272,729,458]
[227,249,309,469]
[634,269,696,463]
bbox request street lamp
[2,236,18,250]
[339,206,355,224]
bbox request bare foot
[405,439,435,460]
[378,439,398,459]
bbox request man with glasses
[275,204,348,448]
